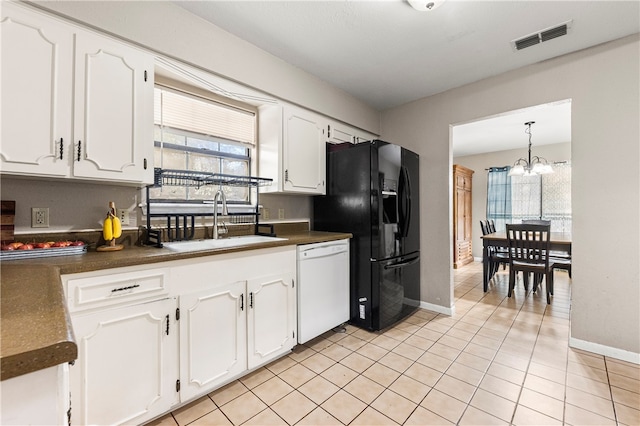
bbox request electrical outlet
[278,208,285,220]
[31,207,49,228]
[117,209,130,226]
[263,208,270,220]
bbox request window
[150,85,256,204]
[487,163,571,232]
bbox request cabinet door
[464,188,472,241]
[70,297,178,426]
[72,30,154,184]
[179,281,247,402]
[247,273,296,369]
[455,187,467,242]
[0,4,73,177]
[283,107,326,194]
[326,121,356,144]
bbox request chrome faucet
[212,189,229,239]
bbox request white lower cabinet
[69,297,179,426]
[247,273,296,369]
[179,281,247,402]
[63,246,297,425]
[179,251,296,402]
[1,364,70,426]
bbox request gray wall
[381,35,640,357]
[1,177,313,233]
[454,142,571,259]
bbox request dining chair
[506,224,554,303]
[487,219,496,233]
[480,220,488,235]
[521,219,571,283]
[481,220,508,281]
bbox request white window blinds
[154,87,256,147]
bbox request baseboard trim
[419,301,455,316]
[569,337,640,365]
[473,256,482,263]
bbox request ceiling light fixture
[407,0,446,12]
[508,121,554,176]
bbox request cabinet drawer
[65,268,169,313]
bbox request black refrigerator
[314,140,420,331]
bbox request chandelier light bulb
[407,0,446,12]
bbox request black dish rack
[146,168,273,247]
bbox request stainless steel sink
[162,235,287,252]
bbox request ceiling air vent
[512,20,573,51]
[541,24,568,42]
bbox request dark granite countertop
[0,230,351,380]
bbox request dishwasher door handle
[299,246,348,260]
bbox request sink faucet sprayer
[213,189,228,239]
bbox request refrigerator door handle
[398,165,412,238]
[383,254,420,270]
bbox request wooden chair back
[506,224,551,269]
[480,220,489,236]
[522,219,551,226]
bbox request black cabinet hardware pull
[60,138,64,160]
[165,314,170,335]
[111,284,140,292]
[240,293,244,311]
[249,292,254,308]
[77,140,82,161]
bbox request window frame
[151,82,258,207]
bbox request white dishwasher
[297,239,350,344]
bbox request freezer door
[353,252,421,331]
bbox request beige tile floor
[148,262,639,425]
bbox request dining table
[481,231,572,292]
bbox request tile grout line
[457,273,539,424]
[163,265,619,426]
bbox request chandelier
[508,121,553,176]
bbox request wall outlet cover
[117,209,130,226]
[31,207,49,228]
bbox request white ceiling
[452,99,572,156]
[174,0,638,154]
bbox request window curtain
[511,174,542,221]
[486,167,512,231]
[542,162,572,232]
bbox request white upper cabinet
[0,3,154,185]
[326,120,377,145]
[72,30,154,183]
[0,4,73,178]
[259,104,326,194]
